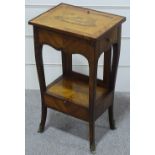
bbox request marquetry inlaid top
[29,3,125,40]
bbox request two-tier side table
[29,3,126,152]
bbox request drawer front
[44,94,89,121]
[37,28,93,60]
[38,28,64,50]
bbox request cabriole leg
[108,26,122,130]
[33,27,47,133]
[38,104,47,133]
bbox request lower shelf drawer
[44,93,89,121]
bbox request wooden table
[29,3,126,152]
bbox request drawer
[44,93,89,121]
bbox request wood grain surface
[29,3,125,39]
[46,76,108,108]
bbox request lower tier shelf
[45,72,109,108]
[44,72,113,121]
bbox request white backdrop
[25,0,130,92]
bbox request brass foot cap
[38,124,44,133]
[90,144,96,154]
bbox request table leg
[33,27,47,133]
[108,25,122,130]
[110,26,121,90]
[88,55,98,152]
[108,97,116,130]
[103,47,112,88]
[61,51,72,75]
